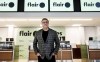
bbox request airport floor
[0,60,80,62]
[29,59,85,62]
[0,60,79,62]
[1,59,100,62]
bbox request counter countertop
[29,48,72,52]
[0,49,13,51]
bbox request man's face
[41,20,49,28]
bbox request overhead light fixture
[49,18,92,21]
[6,19,27,21]
[50,19,71,21]
[0,18,93,21]
[72,24,82,26]
[28,19,41,21]
[71,19,93,21]
[5,25,16,27]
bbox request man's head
[41,18,49,29]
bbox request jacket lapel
[40,29,44,43]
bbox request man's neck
[43,27,49,31]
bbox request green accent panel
[14,45,19,59]
[81,45,88,59]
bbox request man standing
[33,18,60,62]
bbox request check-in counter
[0,42,14,61]
[61,49,72,60]
[88,41,100,60]
[89,49,100,60]
[72,48,81,59]
[29,50,37,60]
[0,50,13,61]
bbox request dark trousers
[38,56,56,62]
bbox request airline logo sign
[81,0,100,11]
[0,0,18,11]
[50,0,74,11]
[24,0,48,11]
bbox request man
[33,18,60,62]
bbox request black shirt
[42,30,48,42]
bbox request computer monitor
[10,38,14,41]
[6,38,10,41]
[89,37,93,41]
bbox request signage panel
[81,0,100,11]
[0,0,18,11]
[50,0,74,11]
[24,0,48,11]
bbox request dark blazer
[33,28,60,59]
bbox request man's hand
[37,53,41,56]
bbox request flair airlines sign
[81,0,100,11]
[24,0,48,11]
[50,0,74,11]
[0,0,18,11]
[0,0,100,12]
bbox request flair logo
[84,2,100,8]
[0,2,14,8]
[27,2,45,8]
[53,2,70,8]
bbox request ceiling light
[71,19,93,21]
[49,18,92,21]
[50,19,71,21]
[0,18,93,21]
[5,25,16,27]
[72,24,82,26]
[28,19,41,21]
[6,19,27,21]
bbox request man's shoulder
[36,29,42,33]
[49,28,57,33]
[36,28,57,33]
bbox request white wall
[65,27,85,48]
[0,28,8,41]
[65,26,97,47]
[96,26,100,41]
[84,26,97,45]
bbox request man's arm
[53,32,60,55]
[33,33,39,54]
